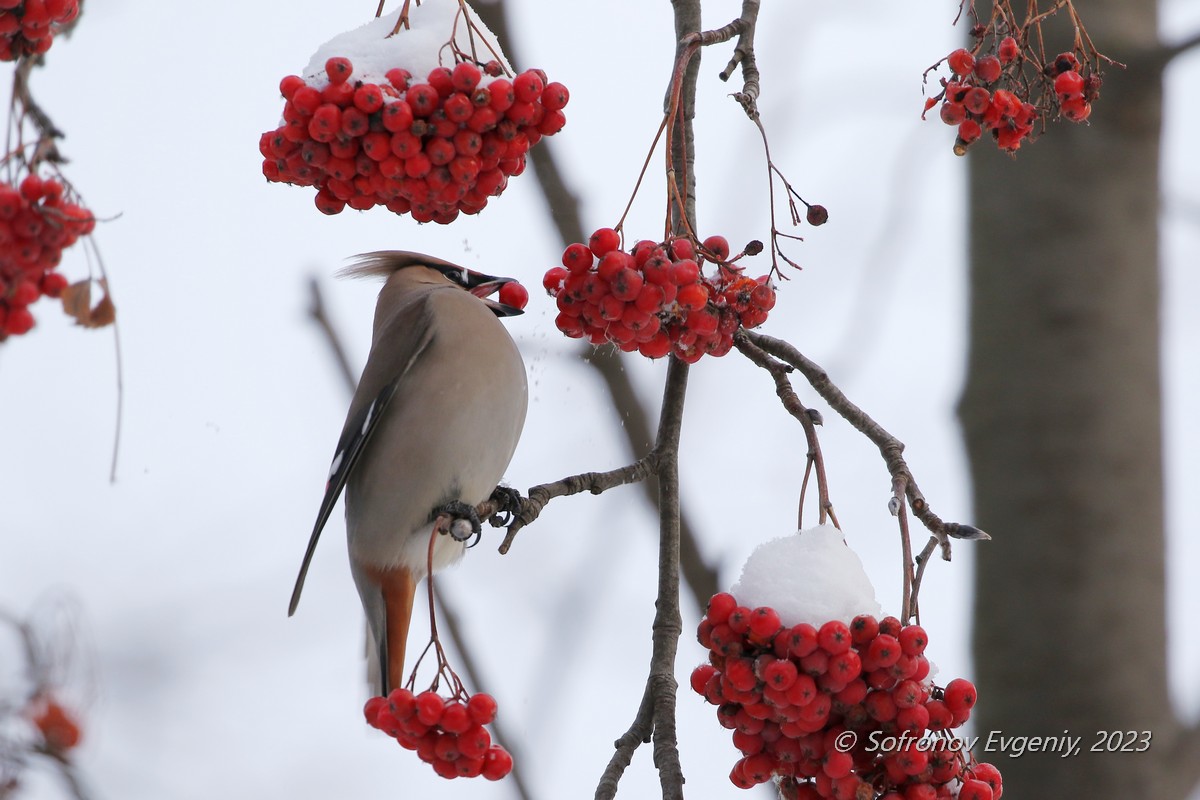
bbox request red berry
[40,272,68,298]
[827,650,861,683]
[610,268,644,303]
[940,102,966,126]
[822,749,853,779]
[440,701,472,734]
[498,281,529,310]
[974,55,1002,83]
[971,762,1004,798]
[943,678,977,718]
[958,118,983,147]
[878,616,902,637]
[691,664,718,695]
[896,703,930,734]
[924,699,953,730]
[513,70,544,103]
[11,280,40,306]
[762,658,798,691]
[481,745,513,780]
[364,696,387,726]
[1055,70,1085,99]
[817,620,851,654]
[541,81,570,111]
[706,592,738,625]
[414,691,445,725]
[3,306,34,336]
[748,607,782,642]
[588,227,620,257]
[997,36,1019,64]
[898,625,928,656]
[959,779,994,800]
[385,68,412,90]
[1053,52,1081,75]
[702,234,730,261]
[867,634,901,668]
[543,266,568,294]
[669,258,700,285]
[353,83,384,114]
[325,57,353,84]
[676,283,708,312]
[406,83,440,116]
[864,689,897,722]
[947,48,975,76]
[850,614,878,645]
[451,62,482,93]
[964,87,990,115]
[19,174,44,201]
[638,332,671,359]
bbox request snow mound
[302,0,513,90]
[730,524,883,626]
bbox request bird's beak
[466,273,524,317]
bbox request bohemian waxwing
[289,251,528,695]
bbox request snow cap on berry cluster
[302,2,513,93]
[730,524,883,627]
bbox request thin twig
[910,535,940,620]
[12,57,65,166]
[720,0,762,117]
[743,331,990,621]
[494,454,661,554]
[733,331,834,526]
[594,684,655,799]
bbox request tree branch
[594,683,655,800]
[743,330,989,621]
[647,356,689,800]
[471,0,720,610]
[1159,29,1200,64]
[720,0,762,118]
[1164,719,1200,798]
[494,454,661,553]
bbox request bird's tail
[352,561,417,696]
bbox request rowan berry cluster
[363,689,513,781]
[0,0,80,61]
[692,593,1003,798]
[543,229,776,362]
[0,172,94,338]
[927,35,1101,155]
[261,57,568,224]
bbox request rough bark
[960,1,1198,796]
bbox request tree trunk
[959,0,1198,796]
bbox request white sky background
[1,0,1198,798]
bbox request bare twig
[12,57,65,166]
[306,277,357,391]
[495,454,661,553]
[733,331,835,527]
[743,330,990,622]
[594,684,655,799]
[719,0,762,117]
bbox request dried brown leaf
[61,279,116,329]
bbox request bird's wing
[288,307,437,616]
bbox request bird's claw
[436,501,483,546]
[487,485,522,527]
